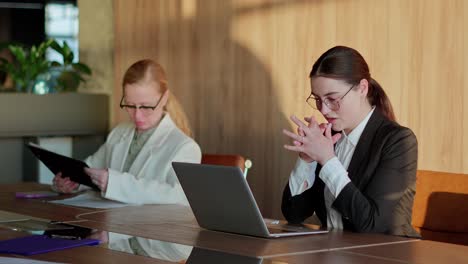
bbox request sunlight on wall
[230,1,330,127]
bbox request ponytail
[164,91,193,137]
[369,78,396,122]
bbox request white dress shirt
[289,107,375,229]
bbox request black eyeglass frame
[306,84,355,111]
[119,95,164,112]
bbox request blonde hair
[122,59,193,137]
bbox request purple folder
[0,235,100,255]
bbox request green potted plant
[0,39,91,93]
[49,40,92,92]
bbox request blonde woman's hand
[87,230,109,244]
[84,168,109,192]
[52,172,79,193]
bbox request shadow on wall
[161,0,300,218]
[420,192,468,246]
[115,0,322,218]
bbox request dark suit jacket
[282,110,421,237]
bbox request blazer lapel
[346,110,385,188]
[109,126,135,172]
[128,114,174,177]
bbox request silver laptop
[172,162,328,238]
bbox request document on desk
[0,257,65,264]
[49,191,133,209]
[0,210,30,223]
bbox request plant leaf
[8,46,26,65]
[72,63,92,75]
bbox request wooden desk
[72,205,418,258]
[265,251,406,264]
[0,183,466,263]
[0,183,97,222]
[340,240,468,264]
[0,184,418,258]
[0,229,172,264]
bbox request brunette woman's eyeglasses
[306,84,355,111]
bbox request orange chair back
[201,154,246,172]
[412,170,468,245]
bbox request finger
[62,185,73,193]
[319,123,327,133]
[324,123,332,139]
[92,179,99,187]
[304,116,313,127]
[54,175,63,184]
[63,181,75,189]
[283,144,304,152]
[332,133,342,144]
[84,167,93,175]
[65,184,77,193]
[70,182,78,189]
[307,116,320,128]
[290,115,310,134]
[283,129,303,142]
[297,126,305,136]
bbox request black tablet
[27,142,99,190]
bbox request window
[45,1,78,62]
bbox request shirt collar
[340,107,375,146]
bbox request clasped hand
[283,115,342,165]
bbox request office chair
[201,154,252,178]
[412,170,468,246]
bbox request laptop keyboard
[266,223,312,233]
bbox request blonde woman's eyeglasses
[119,95,163,115]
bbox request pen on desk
[49,234,81,240]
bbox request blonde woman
[53,59,201,205]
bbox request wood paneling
[113,0,468,218]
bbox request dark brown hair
[309,46,396,121]
[122,59,193,137]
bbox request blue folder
[0,235,100,255]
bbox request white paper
[49,191,134,209]
[0,257,65,264]
[0,210,30,223]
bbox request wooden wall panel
[464,0,468,173]
[113,0,467,218]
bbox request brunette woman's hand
[283,115,341,165]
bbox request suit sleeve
[332,128,418,233]
[282,170,326,224]
[103,141,201,205]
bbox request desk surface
[0,183,96,222]
[0,183,466,263]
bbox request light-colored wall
[78,0,114,124]
[105,0,467,218]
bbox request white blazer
[85,114,201,205]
